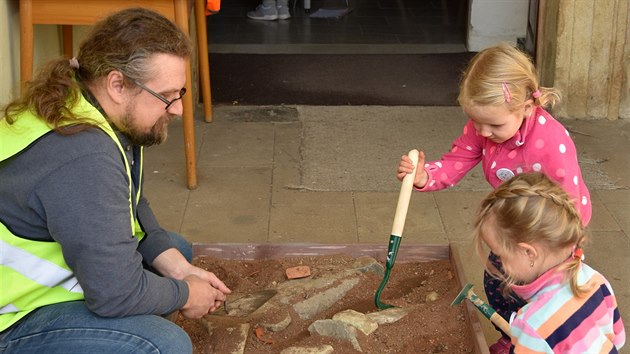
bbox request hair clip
[532,90,541,99]
[501,82,512,103]
[69,57,80,70]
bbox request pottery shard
[286,266,312,279]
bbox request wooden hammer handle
[469,289,511,335]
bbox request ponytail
[4,58,90,131]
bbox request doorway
[205,0,469,54]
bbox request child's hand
[396,150,428,188]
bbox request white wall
[467,0,530,51]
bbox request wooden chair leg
[62,25,73,58]
[175,0,198,190]
[19,0,34,83]
[194,0,212,122]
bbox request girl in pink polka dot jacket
[396,42,591,354]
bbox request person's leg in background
[276,0,291,19]
[247,0,291,21]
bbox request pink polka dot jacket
[418,106,592,226]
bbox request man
[0,8,230,353]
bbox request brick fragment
[286,265,311,279]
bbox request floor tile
[269,190,357,243]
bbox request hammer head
[450,283,474,306]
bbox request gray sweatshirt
[0,122,188,317]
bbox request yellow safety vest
[0,95,144,331]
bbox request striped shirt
[510,262,625,353]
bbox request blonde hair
[472,172,588,297]
[458,42,560,112]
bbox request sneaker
[276,2,291,20]
[247,4,278,21]
[489,337,512,354]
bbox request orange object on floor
[206,0,220,15]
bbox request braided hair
[472,172,588,296]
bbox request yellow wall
[1,0,70,108]
[0,1,19,107]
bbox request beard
[118,108,175,147]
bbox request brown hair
[3,7,191,130]
[472,172,588,297]
[458,42,560,112]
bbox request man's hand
[396,150,428,188]
[152,248,232,318]
[184,265,231,295]
[181,274,227,319]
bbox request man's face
[119,53,187,146]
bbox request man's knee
[147,318,192,354]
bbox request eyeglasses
[132,79,186,110]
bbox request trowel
[211,289,277,317]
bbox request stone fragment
[366,307,410,324]
[425,291,439,302]
[293,278,359,319]
[352,256,385,276]
[308,319,362,352]
[259,307,292,332]
[200,321,250,354]
[280,345,334,354]
[332,309,378,335]
[232,323,250,354]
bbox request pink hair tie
[501,82,512,103]
[532,90,541,99]
[572,247,584,261]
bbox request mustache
[161,113,179,124]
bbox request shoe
[247,4,278,20]
[489,337,512,354]
[276,1,291,20]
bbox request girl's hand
[396,150,429,188]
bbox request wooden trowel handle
[391,149,419,237]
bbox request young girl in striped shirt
[472,172,624,353]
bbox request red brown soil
[175,254,475,353]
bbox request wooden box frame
[194,242,489,354]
